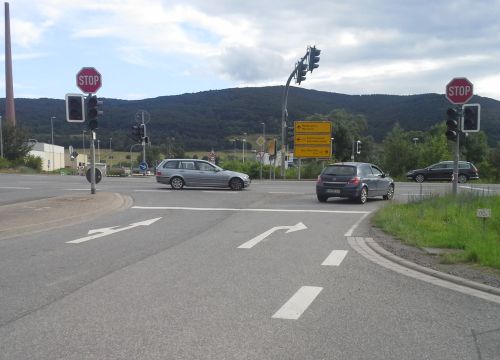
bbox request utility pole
[0,116,3,158]
[50,116,56,171]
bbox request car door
[195,161,223,187]
[371,165,389,195]
[427,163,447,180]
[178,160,198,186]
[359,164,378,195]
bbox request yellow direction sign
[295,134,331,145]
[294,121,331,134]
[294,145,331,158]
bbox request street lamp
[242,132,247,163]
[50,116,56,171]
[412,137,419,145]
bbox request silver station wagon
[155,159,251,190]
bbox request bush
[107,168,128,177]
[0,157,11,169]
[24,155,42,171]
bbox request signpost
[293,121,332,159]
[76,67,102,194]
[445,77,473,196]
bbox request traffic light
[131,125,141,142]
[287,125,294,148]
[356,140,362,154]
[295,60,307,85]
[139,124,145,139]
[462,103,480,132]
[65,94,85,123]
[308,46,321,72]
[446,108,459,141]
[86,95,103,131]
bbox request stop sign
[76,67,102,93]
[445,77,473,104]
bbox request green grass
[372,193,500,269]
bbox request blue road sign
[139,162,148,171]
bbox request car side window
[180,161,195,170]
[163,160,178,169]
[359,164,373,177]
[371,166,383,176]
[198,162,215,171]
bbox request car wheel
[170,177,184,190]
[229,178,244,191]
[458,174,468,183]
[317,194,328,203]
[357,187,368,204]
[383,184,394,200]
[415,174,425,183]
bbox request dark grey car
[316,162,394,204]
[155,159,251,190]
[406,161,479,183]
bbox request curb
[366,238,500,297]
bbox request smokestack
[4,2,16,127]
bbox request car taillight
[316,175,323,185]
[156,171,161,176]
[348,176,360,185]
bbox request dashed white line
[272,286,323,320]
[321,250,348,266]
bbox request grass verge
[372,193,500,269]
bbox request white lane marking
[132,206,370,214]
[321,250,348,266]
[64,189,95,191]
[348,237,500,305]
[238,222,307,249]
[268,191,302,194]
[202,191,238,194]
[272,286,323,320]
[134,189,171,192]
[66,217,162,244]
[344,211,371,236]
[0,186,31,189]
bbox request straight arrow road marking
[272,286,323,320]
[321,250,348,266]
[66,217,162,244]
[238,222,307,249]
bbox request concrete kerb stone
[0,192,133,239]
[365,237,500,297]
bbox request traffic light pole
[90,131,96,194]
[452,109,462,196]
[141,112,147,176]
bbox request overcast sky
[3,0,500,100]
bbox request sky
[3,0,500,101]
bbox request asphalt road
[0,174,499,359]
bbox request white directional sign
[66,217,162,244]
[237,222,307,249]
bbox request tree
[2,124,33,162]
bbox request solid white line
[344,211,372,236]
[132,206,370,214]
[272,286,323,320]
[0,186,31,189]
[134,189,171,192]
[321,250,348,266]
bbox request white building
[28,142,65,171]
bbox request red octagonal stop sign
[445,77,473,104]
[76,67,102,93]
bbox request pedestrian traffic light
[295,60,307,85]
[462,103,480,132]
[356,140,362,154]
[446,108,459,141]
[308,46,321,72]
[65,94,85,123]
[86,95,103,131]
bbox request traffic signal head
[462,103,480,132]
[65,94,85,123]
[287,126,294,148]
[308,46,321,72]
[131,125,141,142]
[446,108,459,141]
[295,60,307,85]
[356,140,362,154]
[86,95,103,131]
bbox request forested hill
[3,86,500,151]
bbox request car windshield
[323,165,355,176]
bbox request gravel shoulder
[368,224,500,289]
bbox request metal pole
[452,108,462,196]
[242,133,246,163]
[51,116,55,171]
[90,131,96,194]
[260,122,265,180]
[82,130,86,156]
[109,137,112,167]
[142,112,146,175]
[0,116,3,158]
[97,139,100,162]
